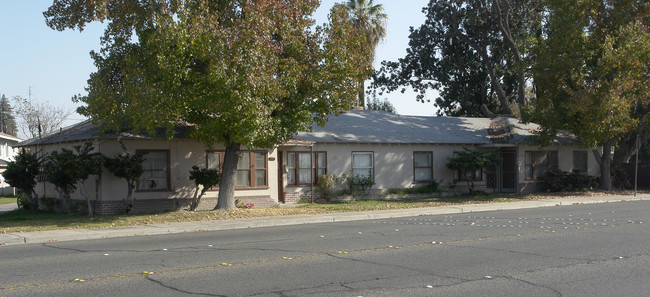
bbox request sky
[0,0,434,138]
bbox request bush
[317,174,339,200]
[2,149,43,211]
[342,172,375,197]
[16,194,29,209]
[543,170,598,192]
[40,197,59,212]
[188,165,221,211]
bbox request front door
[277,151,285,203]
[500,151,517,193]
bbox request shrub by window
[450,151,485,181]
[543,170,598,192]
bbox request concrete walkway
[0,202,18,214]
[1,194,647,246]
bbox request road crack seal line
[144,275,226,297]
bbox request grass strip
[0,191,638,233]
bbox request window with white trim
[352,152,373,178]
[413,151,433,182]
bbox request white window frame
[352,151,374,179]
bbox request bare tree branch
[12,96,74,139]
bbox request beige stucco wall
[33,139,278,204]
[281,143,485,192]
[281,142,601,195]
[30,138,601,206]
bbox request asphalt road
[2,200,650,296]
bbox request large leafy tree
[345,0,387,107]
[373,0,543,117]
[527,0,650,190]
[44,0,368,209]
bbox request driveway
[0,202,17,214]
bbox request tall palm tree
[345,0,387,108]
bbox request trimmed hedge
[543,170,598,192]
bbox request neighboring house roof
[16,120,194,147]
[0,132,22,143]
[292,110,579,145]
[16,110,579,147]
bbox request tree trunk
[125,184,135,213]
[56,188,72,213]
[24,189,39,211]
[597,141,613,191]
[358,81,365,108]
[492,0,527,108]
[215,143,241,210]
[189,186,200,211]
[613,131,647,168]
[196,188,209,211]
[190,186,208,211]
[80,184,93,216]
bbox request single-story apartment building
[16,110,599,214]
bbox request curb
[1,195,647,246]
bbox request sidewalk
[1,194,647,246]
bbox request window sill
[413,180,434,184]
[207,187,270,191]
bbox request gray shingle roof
[294,110,493,144]
[17,110,579,147]
[16,120,194,147]
[293,110,579,145]
[490,117,579,144]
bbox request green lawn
[0,195,520,233]
[0,191,630,234]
